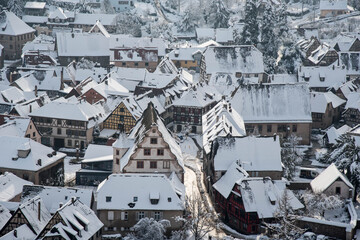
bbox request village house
[111,47,158,72]
[323,124,351,146]
[0,136,65,185]
[200,45,266,84]
[112,102,185,183]
[311,163,354,199]
[230,83,312,145]
[0,115,42,143]
[109,0,134,12]
[56,32,110,67]
[29,97,105,149]
[96,173,184,236]
[167,47,205,72]
[195,28,234,45]
[24,2,47,16]
[168,83,222,134]
[0,11,35,60]
[0,196,51,236]
[206,136,283,194]
[0,172,33,202]
[76,144,113,186]
[310,92,346,129]
[213,162,303,235]
[320,0,350,18]
[342,92,360,126]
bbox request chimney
[60,68,64,90]
[59,202,63,208]
[273,134,277,141]
[71,196,76,204]
[29,104,32,113]
[34,85,38,97]
[216,115,219,122]
[14,230,17,238]
[9,72,12,83]
[229,126,232,133]
[38,201,41,221]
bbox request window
[150,161,157,168]
[134,196,138,202]
[116,158,119,164]
[154,212,161,220]
[163,160,170,169]
[121,211,128,220]
[116,150,119,155]
[122,62,126,66]
[137,211,145,220]
[336,187,341,194]
[185,60,188,64]
[258,125,263,133]
[292,124,297,132]
[145,62,149,66]
[57,119,61,125]
[320,77,325,82]
[57,128,62,135]
[106,196,112,202]
[120,108,125,112]
[137,161,144,168]
[135,62,138,66]
[157,149,164,156]
[108,211,114,220]
[10,44,13,49]
[277,125,287,132]
[150,138,157,144]
[120,116,124,121]
[144,149,151,155]
[68,139,72,147]
[32,132,35,137]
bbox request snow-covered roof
[14,95,50,117]
[320,0,347,10]
[56,32,110,57]
[213,136,282,172]
[171,83,221,107]
[85,78,130,99]
[344,92,360,110]
[0,117,31,138]
[0,172,33,201]
[113,102,184,171]
[24,2,46,9]
[21,185,93,214]
[213,162,249,198]
[325,125,351,144]
[0,11,35,36]
[82,144,113,163]
[167,47,205,61]
[307,43,332,65]
[88,20,110,38]
[231,83,312,123]
[202,100,246,154]
[97,174,184,211]
[311,163,353,193]
[311,92,346,113]
[74,13,117,26]
[155,57,178,74]
[0,204,11,231]
[22,34,55,53]
[48,7,74,19]
[196,40,221,48]
[43,198,103,239]
[239,178,303,218]
[215,28,234,43]
[29,97,105,126]
[338,79,360,99]
[203,46,264,75]
[0,136,65,172]
[18,196,52,234]
[0,224,36,240]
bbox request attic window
[320,77,325,82]
[150,192,160,205]
[106,196,112,202]
[133,196,138,202]
[168,197,172,202]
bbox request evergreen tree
[276,36,301,74]
[6,0,24,17]
[101,0,115,14]
[124,218,170,240]
[207,0,230,29]
[115,12,142,37]
[178,8,198,33]
[281,134,302,180]
[240,0,258,45]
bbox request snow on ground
[64,156,81,183]
[180,137,198,159]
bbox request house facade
[111,47,158,72]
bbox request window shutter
[136,212,139,221]
[121,212,125,220]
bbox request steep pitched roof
[311,91,346,113]
[310,163,353,193]
[320,0,347,10]
[0,172,33,201]
[0,11,35,36]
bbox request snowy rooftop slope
[325,125,351,145]
[213,136,282,172]
[202,100,246,154]
[171,83,222,107]
[43,198,103,239]
[213,162,249,198]
[155,56,178,74]
[0,224,36,240]
[74,13,117,26]
[203,46,264,74]
[0,172,33,201]
[88,20,110,38]
[142,72,177,89]
[338,80,360,99]
[196,40,221,48]
[311,163,353,193]
[167,47,205,61]
[82,144,113,163]
[231,83,312,123]
[56,32,110,57]
[344,92,360,110]
[0,11,35,36]
[240,178,303,218]
[308,43,331,65]
[24,1,46,9]
[136,95,165,115]
[1,87,27,104]
[29,97,105,124]
[0,117,31,138]
[22,34,55,52]
[311,92,346,113]
[0,204,11,231]
[14,95,50,117]
[18,196,51,234]
[21,185,93,214]
[113,102,183,171]
[298,65,347,89]
[0,136,65,171]
[97,174,184,211]
[89,78,130,98]
[320,0,347,10]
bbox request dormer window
[150,138,157,144]
[320,77,325,82]
[106,196,112,202]
[133,196,138,202]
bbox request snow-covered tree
[6,0,24,17]
[175,194,215,240]
[124,218,170,240]
[164,0,178,10]
[276,36,302,74]
[115,12,142,37]
[302,190,344,218]
[240,0,258,45]
[321,134,360,196]
[177,8,199,33]
[206,0,230,28]
[101,0,115,14]
[350,0,360,10]
[281,134,302,180]
[148,22,174,41]
[265,189,304,239]
[76,58,96,69]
